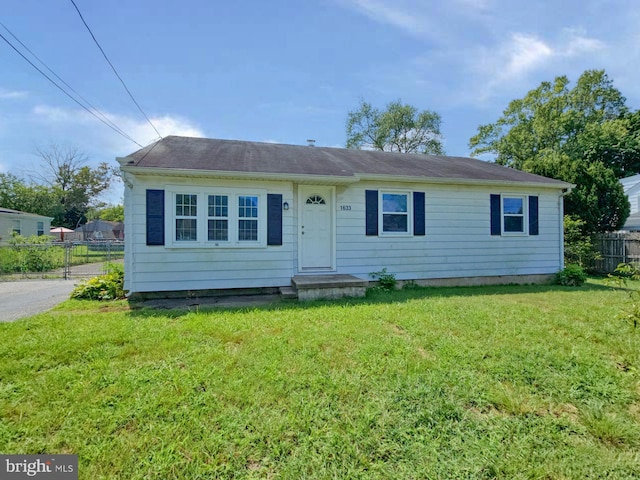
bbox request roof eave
[120,165,359,185]
[359,173,573,190]
[120,165,573,190]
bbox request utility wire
[69,0,163,139]
[0,21,142,147]
[0,30,144,148]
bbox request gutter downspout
[559,187,573,269]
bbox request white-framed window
[12,220,21,235]
[502,196,526,234]
[208,195,228,241]
[238,195,259,241]
[37,221,44,236]
[175,193,198,241]
[168,187,266,247]
[379,191,412,235]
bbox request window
[306,195,326,204]
[208,195,228,241]
[503,196,525,233]
[490,194,539,236]
[37,221,44,236]
[175,193,198,241]
[380,192,411,235]
[12,220,20,235]
[167,187,267,247]
[365,190,425,237]
[238,196,258,241]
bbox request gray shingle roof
[122,136,570,187]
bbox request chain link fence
[0,241,124,280]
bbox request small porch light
[283,201,289,211]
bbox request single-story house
[118,136,572,298]
[74,219,124,241]
[0,207,52,246]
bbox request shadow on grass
[125,278,622,319]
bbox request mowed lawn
[1,281,639,479]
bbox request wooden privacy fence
[594,233,640,273]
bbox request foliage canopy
[346,99,444,155]
[1,145,114,228]
[469,70,638,233]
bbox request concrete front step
[291,274,368,301]
[279,286,298,300]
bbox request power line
[0,30,144,148]
[69,0,163,139]
[0,21,143,148]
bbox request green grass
[1,280,639,479]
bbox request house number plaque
[339,205,352,211]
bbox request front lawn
[1,281,639,479]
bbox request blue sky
[2,0,639,203]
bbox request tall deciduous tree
[346,100,444,155]
[0,173,61,220]
[469,69,638,233]
[33,145,112,228]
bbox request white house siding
[125,174,564,294]
[0,212,52,245]
[124,175,295,294]
[334,182,563,281]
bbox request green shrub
[369,268,397,290]
[555,264,587,286]
[563,215,600,270]
[4,234,62,273]
[71,264,126,300]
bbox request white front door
[299,186,334,270]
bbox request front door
[299,186,334,270]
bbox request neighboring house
[621,212,640,232]
[620,174,640,231]
[0,207,52,246]
[74,219,124,241]
[118,136,572,297]
[621,174,640,215]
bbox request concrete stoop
[282,274,369,301]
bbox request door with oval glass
[299,185,334,270]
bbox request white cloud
[32,105,205,152]
[345,0,427,36]
[498,33,554,80]
[0,89,28,100]
[561,28,606,56]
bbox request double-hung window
[380,191,412,235]
[37,221,44,236]
[502,196,525,234]
[208,195,228,241]
[238,196,259,241]
[12,220,20,235]
[175,194,198,241]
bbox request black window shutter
[365,190,378,236]
[529,195,539,236]
[413,191,426,236]
[267,194,283,245]
[490,194,501,236]
[146,189,165,246]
